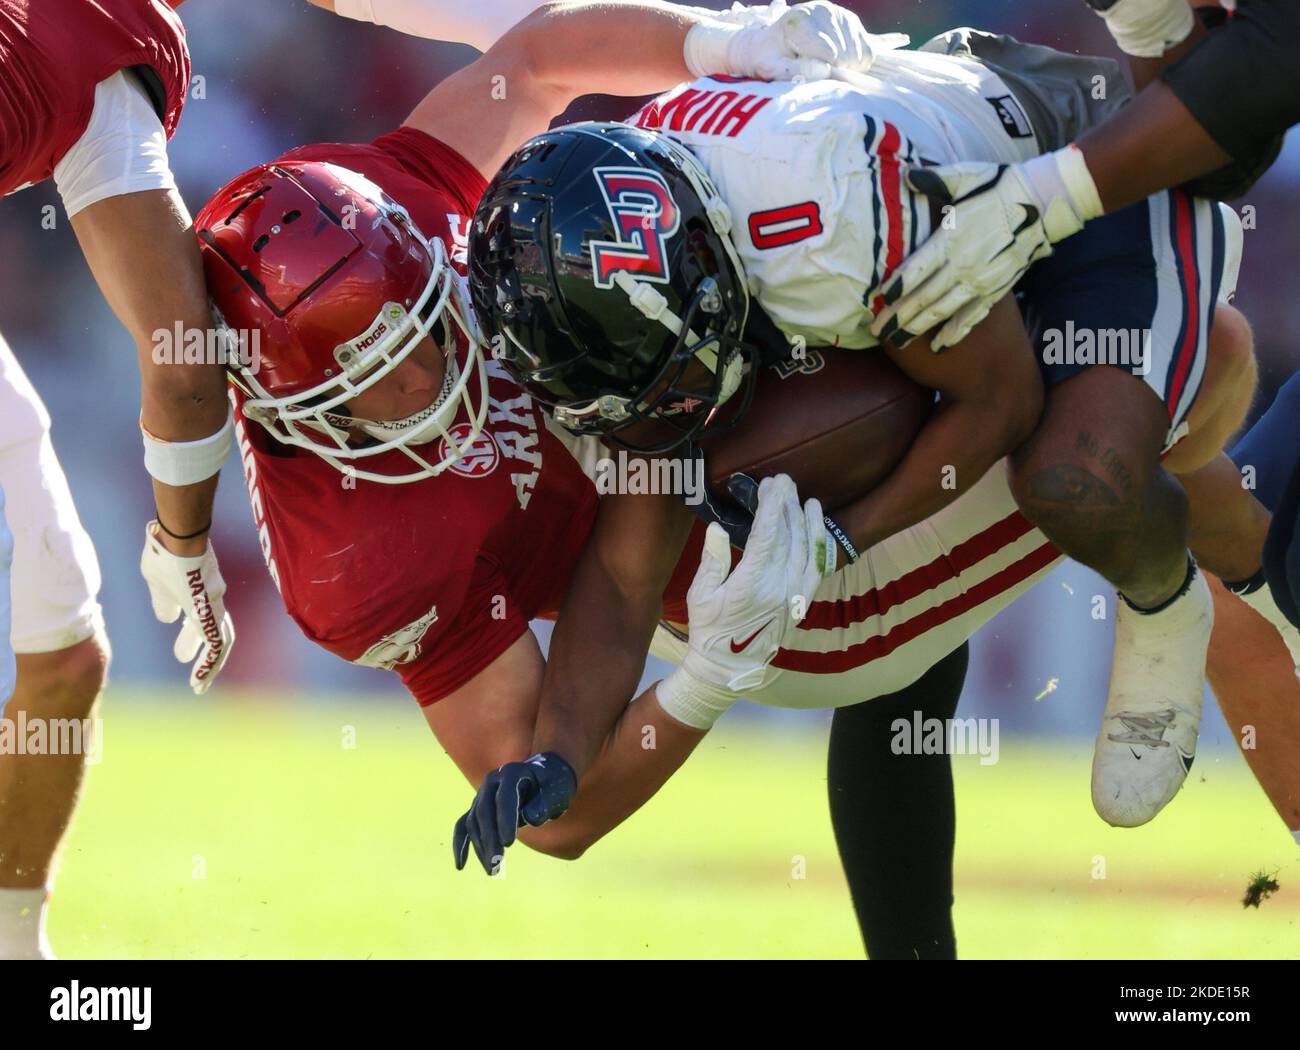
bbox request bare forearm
[1077,81,1228,213]
[532,561,667,780]
[523,684,708,857]
[532,490,693,778]
[72,190,227,435]
[150,476,219,556]
[314,0,560,51]
[522,0,700,99]
[71,188,228,549]
[408,0,712,177]
[838,399,1022,552]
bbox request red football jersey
[233,128,599,705]
[0,0,191,197]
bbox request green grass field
[47,691,1300,959]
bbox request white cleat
[1092,565,1213,827]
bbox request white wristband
[142,412,234,486]
[655,668,737,731]
[683,19,743,79]
[1021,145,1105,241]
[333,0,549,51]
[1052,144,1105,223]
[1092,0,1195,58]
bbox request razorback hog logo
[589,167,680,289]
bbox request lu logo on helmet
[589,166,680,289]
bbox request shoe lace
[1107,709,1176,748]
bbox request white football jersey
[629,52,1041,349]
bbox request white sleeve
[53,71,176,219]
[331,0,553,52]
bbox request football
[700,347,935,512]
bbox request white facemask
[333,355,462,447]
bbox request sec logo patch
[439,423,500,477]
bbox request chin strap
[612,270,746,407]
[614,271,695,342]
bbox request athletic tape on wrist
[1054,145,1104,221]
[655,668,737,730]
[142,412,234,486]
[1020,147,1104,242]
[683,19,740,78]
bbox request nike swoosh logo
[1013,203,1040,237]
[730,620,774,654]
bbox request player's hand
[453,752,578,875]
[870,148,1103,351]
[868,163,1057,351]
[679,474,829,693]
[140,523,235,694]
[687,464,764,550]
[690,0,905,81]
[766,1,893,77]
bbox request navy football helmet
[468,122,757,453]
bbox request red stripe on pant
[800,510,1039,631]
[1166,191,1201,420]
[772,540,1060,674]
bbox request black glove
[453,752,578,874]
[681,443,761,549]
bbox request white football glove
[657,475,830,728]
[1085,0,1196,59]
[686,0,902,81]
[140,523,235,694]
[870,146,1103,351]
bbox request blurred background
[2,1,1297,957]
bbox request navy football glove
[689,466,762,550]
[453,752,578,874]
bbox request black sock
[827,642,967,960]
[1120,552,1198,614]
[1222,565,1267,596]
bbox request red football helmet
[195,160,489,483]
